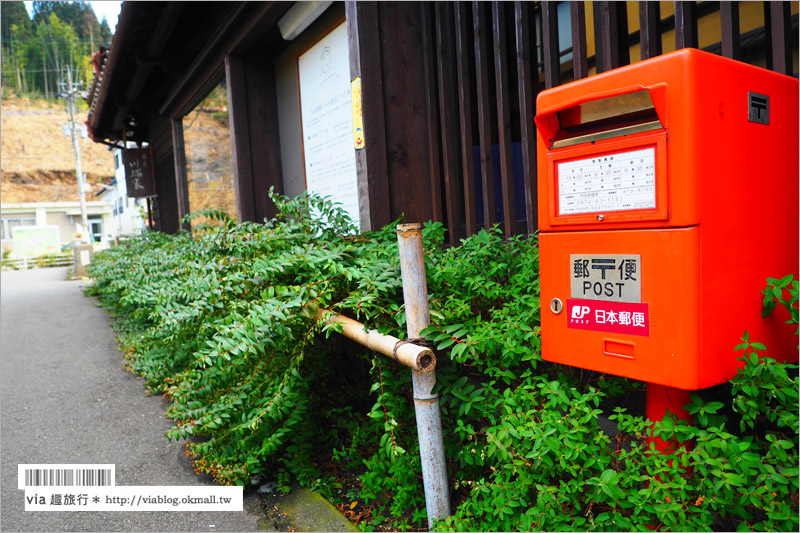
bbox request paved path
[0,268,267,531]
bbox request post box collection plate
[557,147,656,215]
[570,254,641,303]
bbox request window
[88,215,103,243]
[1,217,36,240]
[183,77,235,226]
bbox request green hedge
[87,192,798,531]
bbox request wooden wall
[149,116,179,234]
[355,1,798,244]
[139,1,797,239]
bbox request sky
[23,1,122,33]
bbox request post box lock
[549,298,563,314]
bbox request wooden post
[171,118,191,232]
[346,1,390,232]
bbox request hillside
[1,96,114,203]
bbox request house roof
[1,202,114,215]
[85,1,291,146]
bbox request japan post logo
[571,305,591,320]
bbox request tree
[5,1,111,98]
[44,12,82,89]
[98,16,112,46]
[1,1,30,35]
[1,1,32,94]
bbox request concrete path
[0,267,355,532]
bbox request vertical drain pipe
[396,223,450,528]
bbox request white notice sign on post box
[557,147,656,215]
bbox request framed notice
[297,22,359,227]
[123,148,156,198]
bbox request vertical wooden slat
[593,2,612,73]
[379,3,436,224]
[592,2,615,74]
[594,1,629,73]
[542,1,560,88]
[763,2,773,71]
[613,2,629,67]
[171,118,190,232]
[492,2,516,239]
[455,3,478,236]
[674,1,698,50]
[570,2,588,80]
[435,2,464,242]
[420,3,444,225]
[346,1,390,232]
[225,54,255,223]
[720,2,740,60]
[639,1,662,60]
[515,1,538,235]
[767,1,792,75]
[473,1,495,229]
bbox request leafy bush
[87,193,798,531]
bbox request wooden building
[86,1,798,241]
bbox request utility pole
[61,67,90,243]
[41,42,49,99]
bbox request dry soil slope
[1,96,115,203]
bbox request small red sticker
[566,299,650,337]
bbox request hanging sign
[123,148,156,198]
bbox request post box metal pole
[396,223,450,529]
[645,383,692,453]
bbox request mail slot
[535,48,798,390]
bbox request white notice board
[298,22,360,228]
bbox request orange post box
[536,49,798,390]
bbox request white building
[94,149,147,237]
[1,201,114,256]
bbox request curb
[268,486,359,532]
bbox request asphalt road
[1,267,267,532]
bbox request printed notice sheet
[298,23,360,227]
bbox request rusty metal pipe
[397,223,451,529]
[318,311,436,372]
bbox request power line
[1,68,90,74]
[1,38,109,45]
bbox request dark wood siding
[378,3,435,226]
[105,2,797,242]
[149,116,180,234]
[226,52,284,223]
[392,1,797,243]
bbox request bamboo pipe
[317,310,436,373]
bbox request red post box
[536,49,798,390]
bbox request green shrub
[87,193,798,531]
